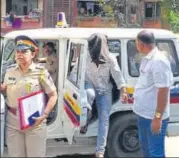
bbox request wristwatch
[155,112,162,119]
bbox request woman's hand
[32,114,48,127]
[120,91,128,104]
[120,87,128,104]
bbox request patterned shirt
[70,53,126,93]
[85,53,126,92]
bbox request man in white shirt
[133,30,173,157]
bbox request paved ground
[3,136,179,157]
[57,136,179,158]
[165,136,179,157]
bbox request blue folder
[28,111,40,126]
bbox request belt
[7,106,17,115]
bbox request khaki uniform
[46,52,58,85]
[3,62,56,157]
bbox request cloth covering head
[14,35,38,52]
[88,33,109,65]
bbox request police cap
[15,35,38,51]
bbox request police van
[1,28,179,157]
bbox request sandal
[80,124,88,134]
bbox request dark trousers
[137,115,169,157]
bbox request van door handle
[73,93,77,100]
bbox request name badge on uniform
[8,77,16,81]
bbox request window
[108,40,121,67]
[127,40,179,77]
[2,40,15,62]
[156,41,179,76]
[6,0,38,15]
[131,4,137,14]
[145,2,160,19]
[78,1,102,17]
[108,40,121,54]
[67,43,84,88]
[119,5,125,14]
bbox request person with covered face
[0,35,57,157]
[85,33,128,158]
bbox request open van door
[62,39,88,144]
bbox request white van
[1,28,179,157]
[176,34,179,43]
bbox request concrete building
[1,0,170,34]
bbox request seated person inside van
[37,42,58,85]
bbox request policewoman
[0,35,57,157]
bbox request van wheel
[107,113,142,157]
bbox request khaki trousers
[6,111,47,157]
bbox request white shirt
[133,47,173,120]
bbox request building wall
[43,0,75,28]
[43,0,54,28]
[53,0,71,27]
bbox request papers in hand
[18,90,46,130]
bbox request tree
[161,0,179,33]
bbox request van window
[2,40,15,62]
[108,40,121,68]
[67,43,84,88]
[127,40,179,77]
[2,39,59,62]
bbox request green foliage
[161,0,179,33]
[167,10,179,33]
